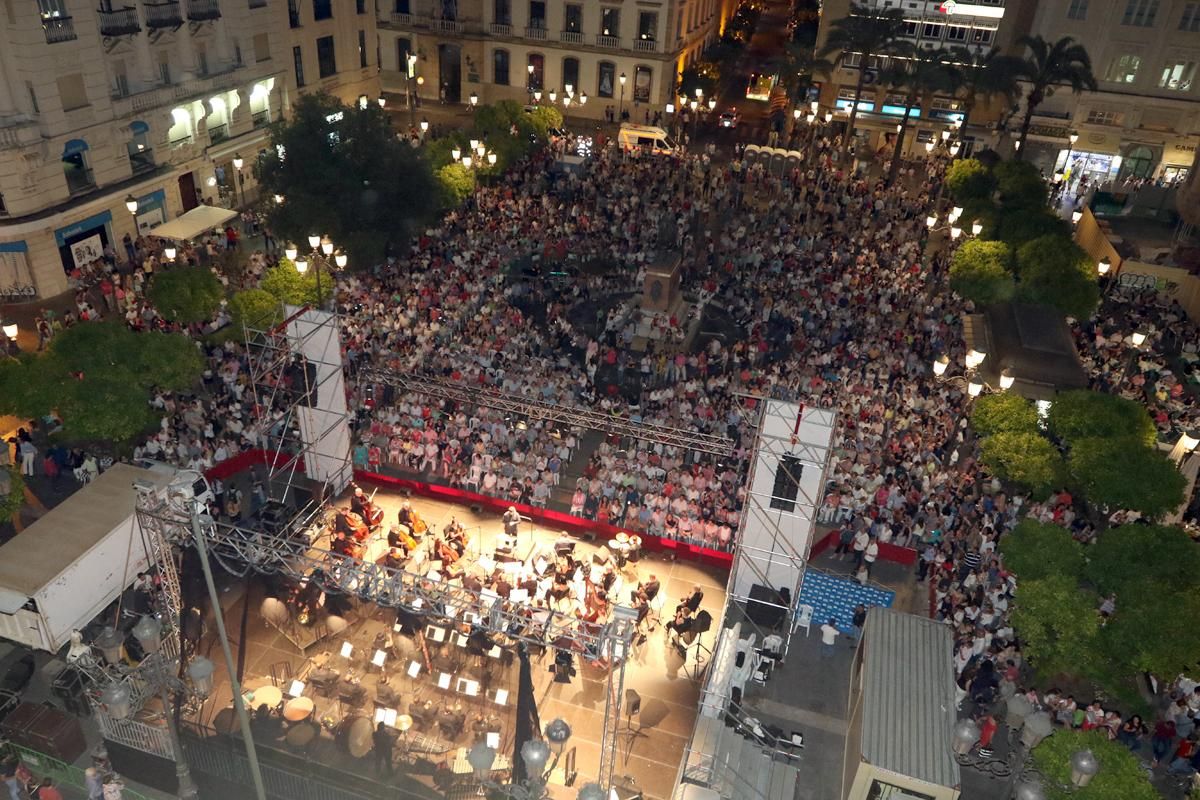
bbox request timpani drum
[629,535,642,563]
[283,696,315,722]
[615,532,629,544]
[252,685,283,710]
[340,715,374,758]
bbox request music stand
[684,610,714,680]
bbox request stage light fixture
[438,672,452,689]
[372,649,387,667]
[340,642,353,658]
[288,680,306,697]
[494,689,509,706]
[407,661,422,678]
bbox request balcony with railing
[186,0,221,20]
[490,21,510,34]
[252,109,270,127]
[144,0,183,27]
[207,122,229,142]
[595,33,619,48]
[64,166,96,196]
[431,17,462,32]
[98,6,141,35]
[560,30,582,43]
[634,37,657,52]
[525,23,546,38]
[129,147,156,173]
[42,15,77,43]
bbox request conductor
[502,506,522,539]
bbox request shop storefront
[134,189,167,235]
[54,210,113,275]
[0,241,34,298]
[1160,141,1196,185]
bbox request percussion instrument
[251,685,283,709]
[615,532,629,544]
[397,714,413,733]
[629,535,643,563]
[283,696,315,722]
[341,715,374,758]
[285,721,318,750]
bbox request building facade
[0,0,378,299]
[814,0,1032,156]
[376,0,735,122]
[1015,0,1200,188]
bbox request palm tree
[772,38,834,110]
[1012,35,1097,159]
[878,46,959,186]
[948,46,1024,136]
[819,4,906,157]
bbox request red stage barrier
[203,449,305,481]
[809,529,918,567]
[354,470,735,570]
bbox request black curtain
[512,643,542,783]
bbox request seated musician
[444,517,468,548]
[519,572,538,596]
[636,575,661,605]
[331,530,359,558]
[350,486,371,521]
[493,574,513,599]
[436,538,461,565]
[410,510,429,538]
[666,605,694,638]
[334,510,356,537]
[387,525,411,553]
[397,501,414,529]
[383,547,406,571]
[463,572,484,593]
[550,574,571,601]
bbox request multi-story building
[1015,0,1200,188]
[814,0,1033,156]
[375,0,736,122]
[0,0,378,300]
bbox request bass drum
[339,715,374,759]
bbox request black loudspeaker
[746,584,787,629]
[694,610,713,635]
[625,689,641,717]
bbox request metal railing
[595,33,619,48]
[1,741,159,800]
[187,0,221,19]
[42,15,77,42]
[98,715,176,759]
[130,148,156,172]
[207,122,228,142]
[64,166,96,195]
[144,0,183,27]
[98,6,141,34]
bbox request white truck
[0,463,174,653]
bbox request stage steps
[550,428,606,507]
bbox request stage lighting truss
[134,494,639,659]
[358,368,736,458]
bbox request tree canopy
[971,393,1040,436]
[1047,390,1156,448]
[1086,524,1200,599]
[1011,575,1100,680]
[949,239,1014,307]
[148,266,224,324]
[944,158,996,203]
[1015,235,1100,319]
[259,258,335,308]
[979,431,1066,499]
[256,92,437,269]
[1013,35,1098,156]
[1068,437,1186,518]
[228,288,284,332]
[999,519,1085,583]
[994,160,1048,208]
[1031,729,1158,800]
[0,322,203,443]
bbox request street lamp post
[618,72,627,123]
[125,194,138,240]
[407,53,419,127]
[232,153,245,208]
[289,234,344,310]
[527,63,535,103]
[467,719,606,799]
[953,715,1097,800]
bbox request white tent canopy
[152,204,238,241]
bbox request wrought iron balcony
[143,1,183,27]
[41,14,77,43]
[186,0,221,20]
[98,6,141,35]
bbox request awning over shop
[152,204,238,241]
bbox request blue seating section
[797,569,894,634]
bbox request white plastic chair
[793,604,814,637]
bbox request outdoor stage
[184,486,728,800]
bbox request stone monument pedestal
[634,251,688,350]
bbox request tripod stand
[620,690,649,765]
[683,610,713,681]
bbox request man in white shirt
[820,618,839,657]
[864,538,880,577]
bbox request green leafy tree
[770,39,833,106]
[0,465,23,524]
[949,239,1015,306]
[819,4,906,158]
[878,46,960,186]
[524,104,563,138]
[944,158,996,203]
[1013,36,1098,157]
[1047,390,1157,448]
[1017,245,1100,319]
[1101,589,1200,679]
[260,258,334,307]
[1086,524,1200,599]
[979,431,1066,499]
[1012,576,1100,679]
[256,92,436,268]
[0,323,202,443]
[995,207,1072,247]
[994,159,1048,208]
[677,65,720,100]
[1068,438,1186,518]
[1031,729,1158,800]
[436,163,476,207]
[999,519,1085,583]
[229,288,284,332]
[148,266,224,324]
[971,393,1040,436]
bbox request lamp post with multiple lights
[285,234,346,310]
